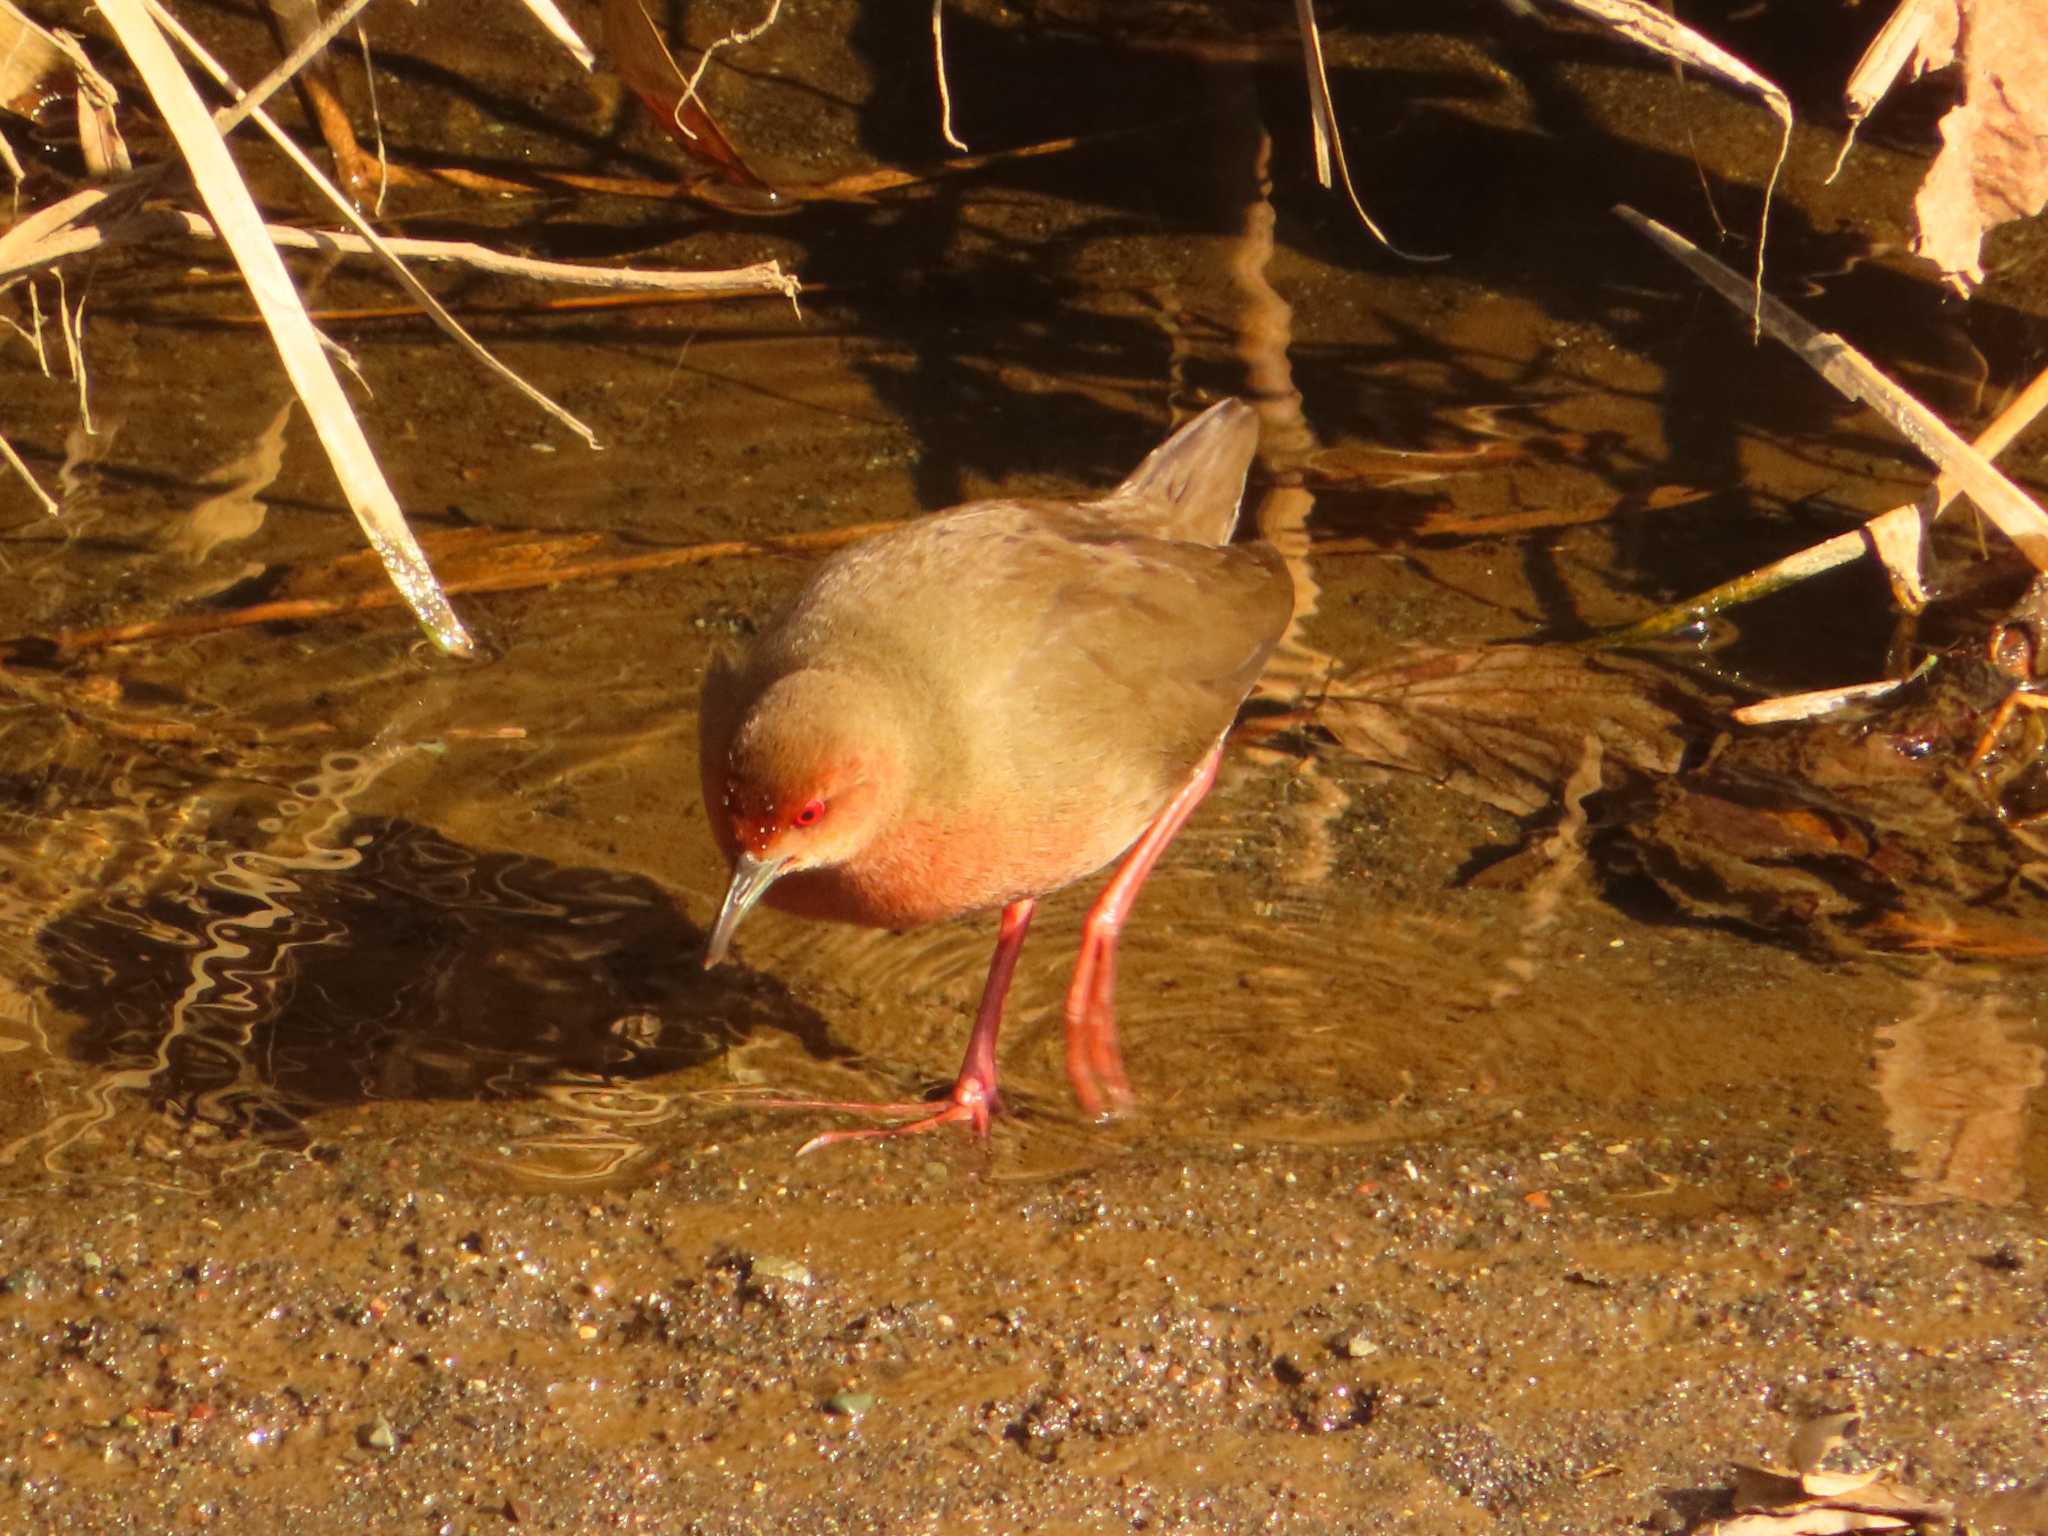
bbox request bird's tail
[1093,398,1261,545]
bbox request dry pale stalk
[1619,206,2048,572]
[1729,658,1936,725]
[1613,361,2048,641]
[54,269,89,434]
[930,0,966,152]
[95,0,474,655]
[1544,0,1791,329]
[1292,0,1440,260]
[513,0,595,69]
[1834,0,1955,177]
[673,0,782,131]
[0,198,799,299]
[0,428,57,514]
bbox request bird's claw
[794,1099,986,1156]
[764,1077,1000,1156]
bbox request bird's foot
[1065,1015,1135,1121]
[750,1074,1000,1156]
[1063,986,1135,1120]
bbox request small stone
[750,1256,812,1287]
[1345,1332,1380,1359]
[824,1391,875,1419]
[358,1413,398,1453]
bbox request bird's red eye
[792,798,824,828]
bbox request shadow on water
[0,694,843,1175]
[35,815,829,1139]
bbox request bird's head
[704,669,906,966]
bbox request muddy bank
[6,1106,2045,1533]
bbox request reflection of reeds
[1,0,796,651]
[98,0,474,653]
[1876,975,2045,1205]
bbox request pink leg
[786,897,1036,1156]
[1064,742,1223,1118]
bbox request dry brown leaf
[1717,1427,1956,1536]
[1790,1413,1862,1478]
[601,0,784,208]
[1913,0,2048,289]
[1321,645,1699,815]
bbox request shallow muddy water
[2,0,2047,1530]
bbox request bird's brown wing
[1021,527,1293,781]
[807,505,1292,780]
[898,513,1292,888]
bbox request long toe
[793,1095,991,1156]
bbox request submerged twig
[1619,206,2048,571]
[38,521,909,655]
[97,0,473,655]
[27,118,1156,217]
[217,0,376,134]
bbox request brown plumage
[699,398,1293,1151]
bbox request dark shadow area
[37,815,838,1140]
[62,0,2047,572]
[1657,1483,1733,1533]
